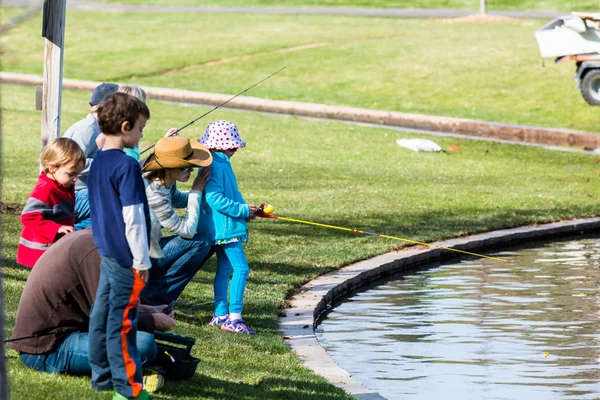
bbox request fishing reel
[254,203,275,218]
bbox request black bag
[152,331,200,380]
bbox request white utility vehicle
[535,12,600,105]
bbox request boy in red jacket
[17,137,86,267]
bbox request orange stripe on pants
[120,269,145,397]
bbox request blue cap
[89,83,119,107]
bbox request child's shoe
[208,314,229,326]
[143,368,164,393]
[221,317,256,335]
[112,389,153,400]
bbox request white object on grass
[396,138,442,152]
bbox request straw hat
[142,136,212,172]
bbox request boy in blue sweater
[87,92,153,400]
[198,120,257,335]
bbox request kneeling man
[9,229,175,375]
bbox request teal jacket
[200,151,250,242]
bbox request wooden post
[480,0,487,15]
[41,0,67,151]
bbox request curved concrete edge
[2,72,598,148]
[278,217,600,399]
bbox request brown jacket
[9,229,154,354]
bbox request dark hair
[144,169,167,185]
[97,92,150,135]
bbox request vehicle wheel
[580,69,600,106]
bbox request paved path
[3,0,565,19]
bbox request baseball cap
[89,83,119,107]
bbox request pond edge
[278,217,600,399]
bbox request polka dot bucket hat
[198,120,246,150]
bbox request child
[87,92,153,400]
[96,85,147,160]
[17,137,86,268]
[198,120,257,335]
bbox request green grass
[90,0,600,12]
[2,4,600,398]
[3,78,600,398]
[1,10,599,132]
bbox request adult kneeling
[141,136,214,306]
[9,229,175,375]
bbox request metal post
[41,0,67,151]
[480,0,487,15]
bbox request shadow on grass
[161,374,348,400]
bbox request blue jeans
[74,189,92,230]
[214,241,250,316]
[19,331,157,375]
[89,256,145,397]
[142,233,213,306]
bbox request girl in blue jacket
[198,120,257,335]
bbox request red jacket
[17,173,76,268]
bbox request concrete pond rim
[277,217,600,399]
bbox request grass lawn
[1,10,599,133]
[3,77,600,398]
[90,0,600,12]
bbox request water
[316,238,600,400]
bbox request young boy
[87,92,153,400]
[17,137,86,268]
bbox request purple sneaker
[209,314,229,326]
[221,318,256,335]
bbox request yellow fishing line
[270,215,510,263]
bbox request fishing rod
[140,66,287,156]
[255,204,510,263]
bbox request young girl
[140,136,214,305]
[199,120,257,335]
[17,137,86,268]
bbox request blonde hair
[40,138,86,174]
[118,85,147,103]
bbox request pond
[316,238,600,400]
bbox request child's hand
[165,128,179,138]
[136,269,149,283]
[192,167,211,191]
[58,225,75,235]
[247,204,257,220]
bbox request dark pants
[89,256,145,397]
[142,233,214,306]
[19,331,156,375]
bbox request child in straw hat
[140,136,213,306]
[198,120,257,335]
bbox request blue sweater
[200,152,249,242]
